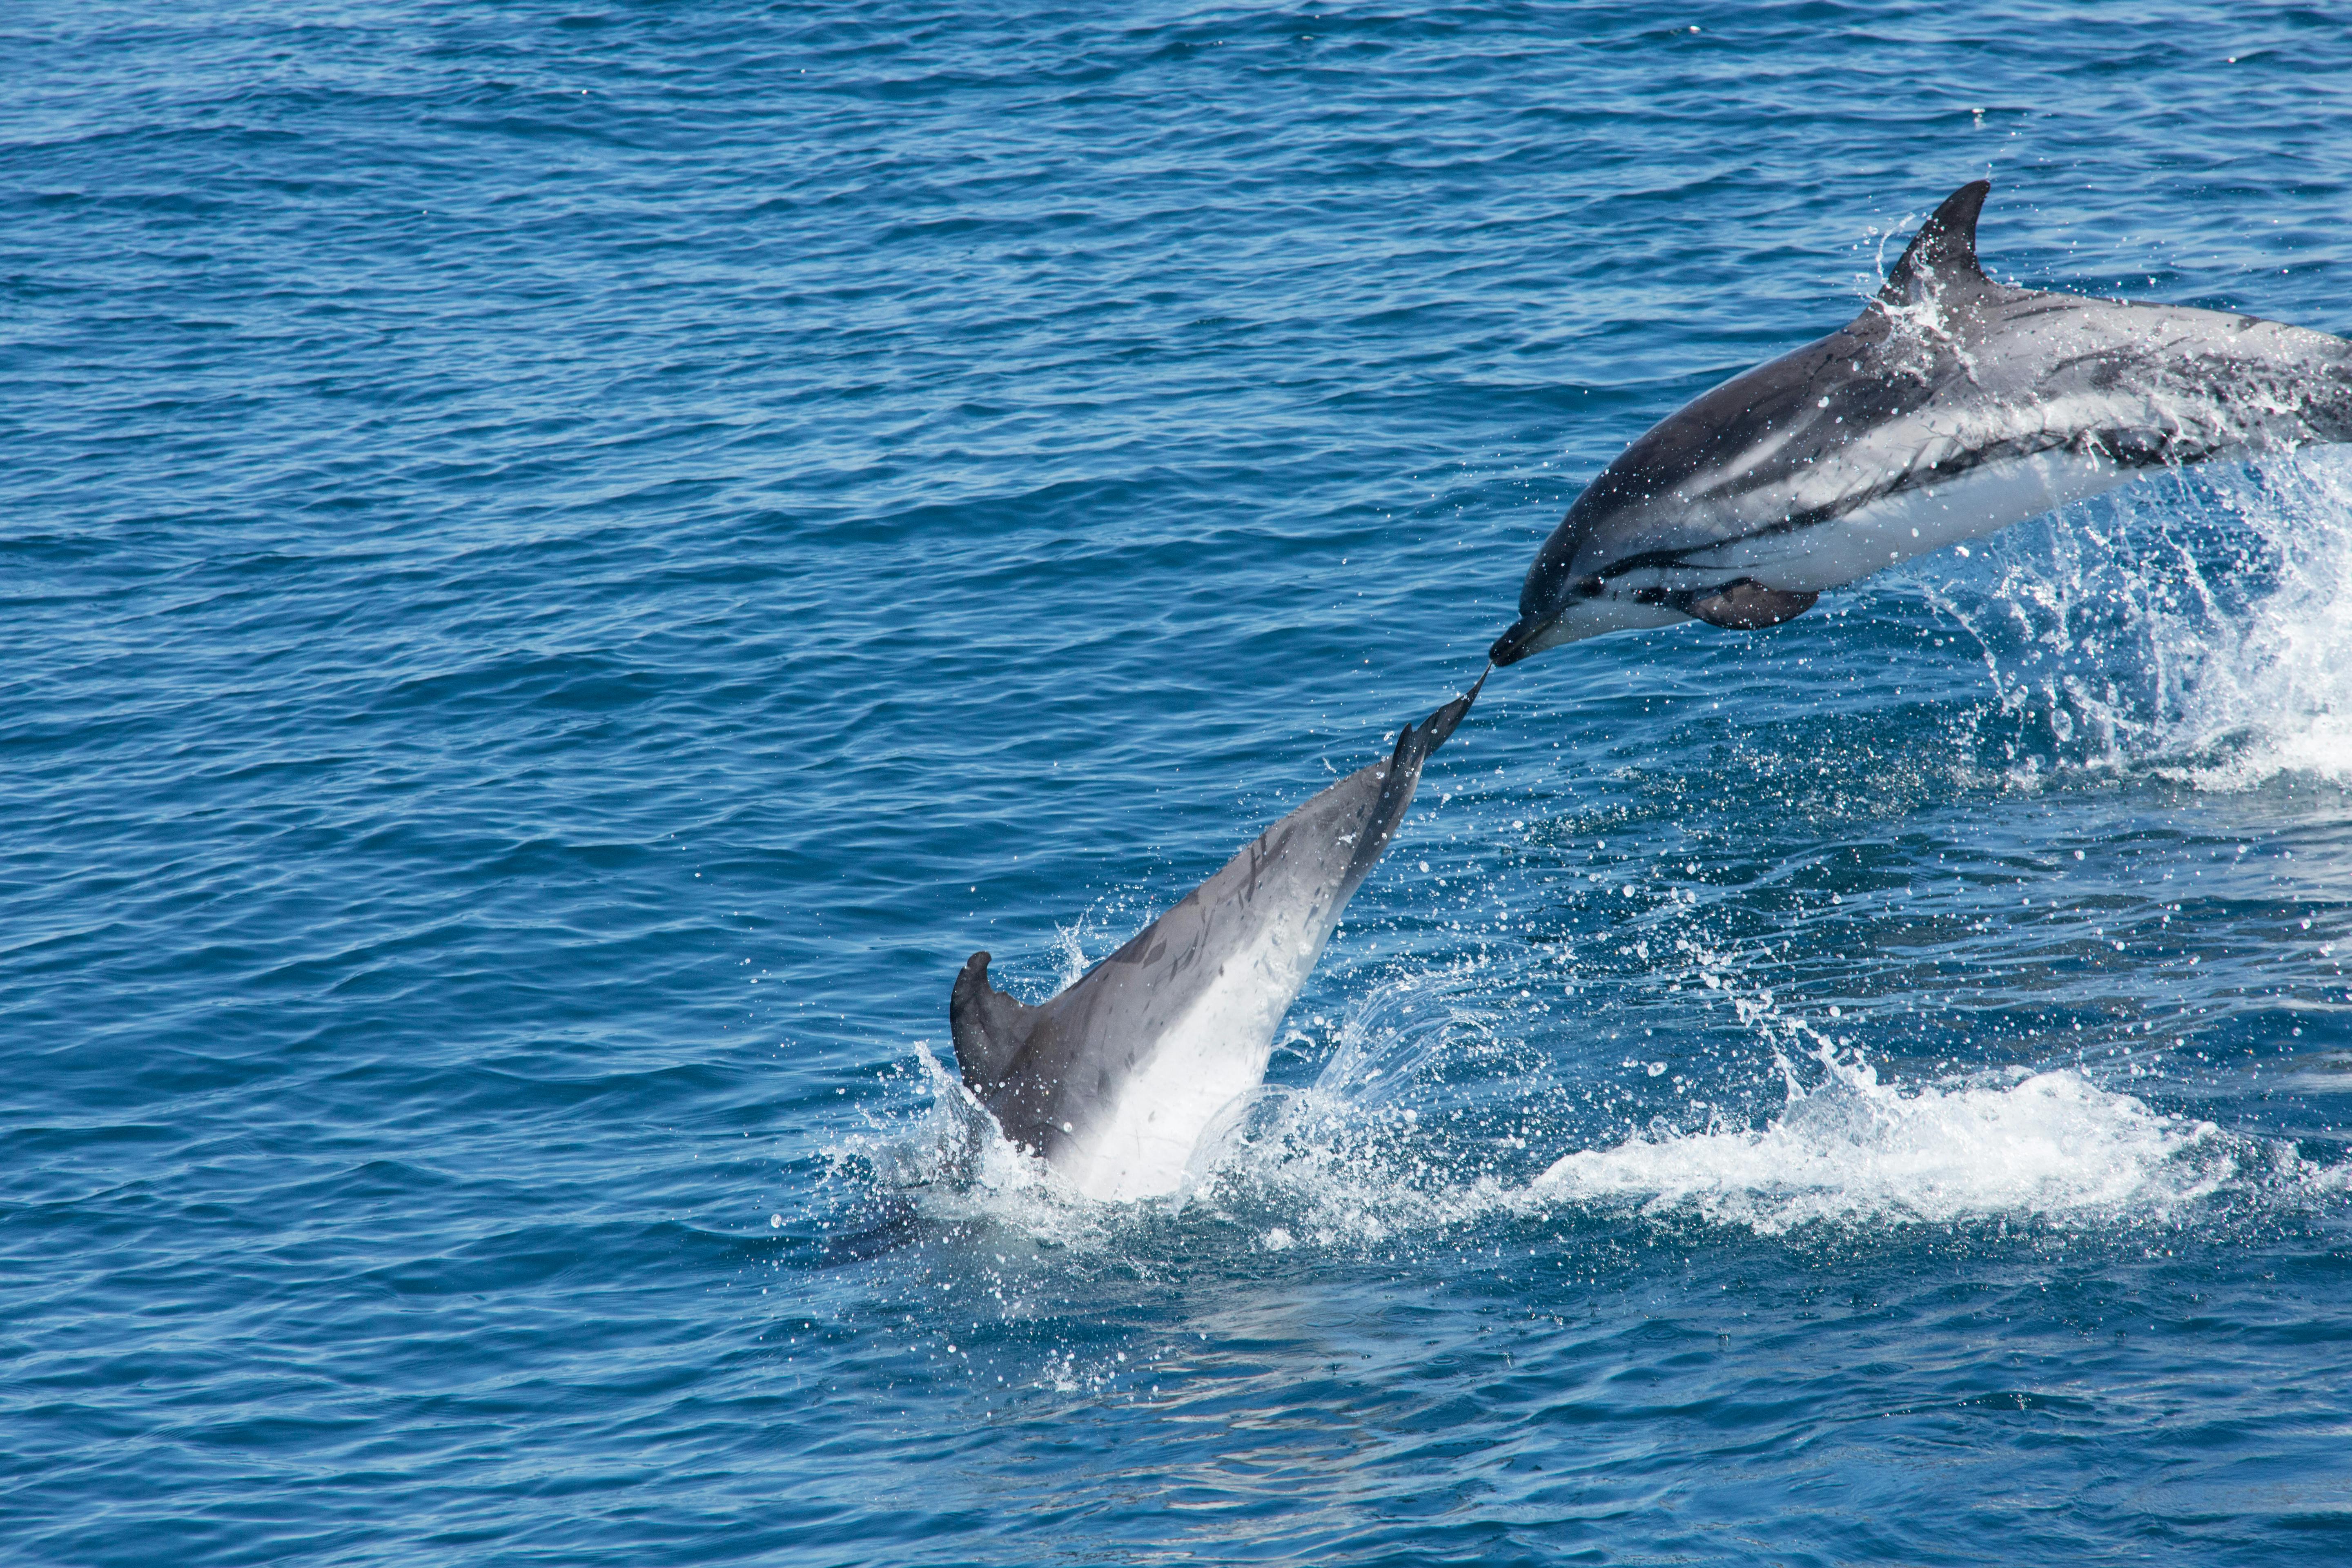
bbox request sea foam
[1530,1047,2224,1235]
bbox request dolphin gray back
[1495,180,2352,663]
[950,675,1481,1192]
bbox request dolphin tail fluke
[1407,665,1487,757]
[1341,670,1487,887]
[949,951,1033,1094]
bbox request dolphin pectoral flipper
[949,951,1034,1095]
[1680,580,1819,630]
[1628,579,1818,630]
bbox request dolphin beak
[1487,614,1549,667]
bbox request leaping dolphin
[1490,180,2352,664]
[949,675,1483,1202]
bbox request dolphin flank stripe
[1586,414,2203,589]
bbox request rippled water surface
[9,3,2352,1563]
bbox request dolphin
[1490,180,2352,664]
[949,675,1483,1202]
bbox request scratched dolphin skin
[950,676,1482,1202]
[1491,180,2352,664]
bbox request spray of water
[1931,450,2352,791]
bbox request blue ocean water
[7,2,2352,1561]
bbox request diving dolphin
[949,675,1483,1202]
[1490,180,2352,664]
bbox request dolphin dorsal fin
[949,951,1033,1093]
[1879,180,1992,304]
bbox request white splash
[1050,918,1092,991]
[1932,449,2352,791]
[1531,1045,2223,1235]
[827,1047,1123,1251]
[2151,457,2352,787]
[873,1003,2339,1249]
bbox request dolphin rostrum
[949,675,1483,1202]
[1491,180,2352,664]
